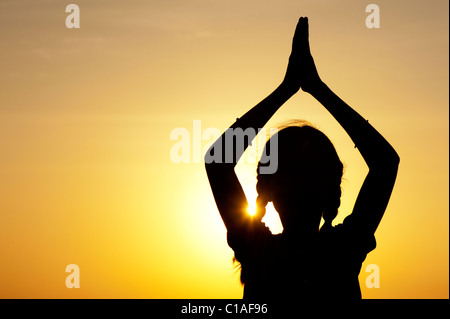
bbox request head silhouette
[257,123,343,234]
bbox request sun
[247,202,257,216]
[245,202,283,234]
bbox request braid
[322,166,343,228]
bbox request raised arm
[204,20,307,232]
[297,18,400,234]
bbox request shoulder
[321,214,377,254]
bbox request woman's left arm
[296,17,400,234]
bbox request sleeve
[338,214,377,258]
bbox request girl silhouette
[205,17,399,300]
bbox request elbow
[204,159,219,180]
[388,146,400,167]
[204,155,214,174]
[367,145,400,172]
[204,145,216,170]
[204,142,220,168]
[204,142,234,171]
[204,152,234,174]
[204,149,217,171]
[373,149,400,173]
[205,159,234,175]
[388,151,400,175]
[393,151,400,167]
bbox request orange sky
[0,0,448,298]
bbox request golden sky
[0,0,448,298]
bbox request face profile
[256,125,343,232]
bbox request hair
[256,121,343,228]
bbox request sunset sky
[0,0,448,298]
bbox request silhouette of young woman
[205,17,399,301]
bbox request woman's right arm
[205,18,307,232]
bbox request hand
[282,17,323,94]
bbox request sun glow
[246,197,283,235]
[241,182,283,234]
[247,202,257,216]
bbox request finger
[292,17,303,46]
[306,18,310,44]
[292,17,309,48]
[300,17,309,45]
[299,17,312,54]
